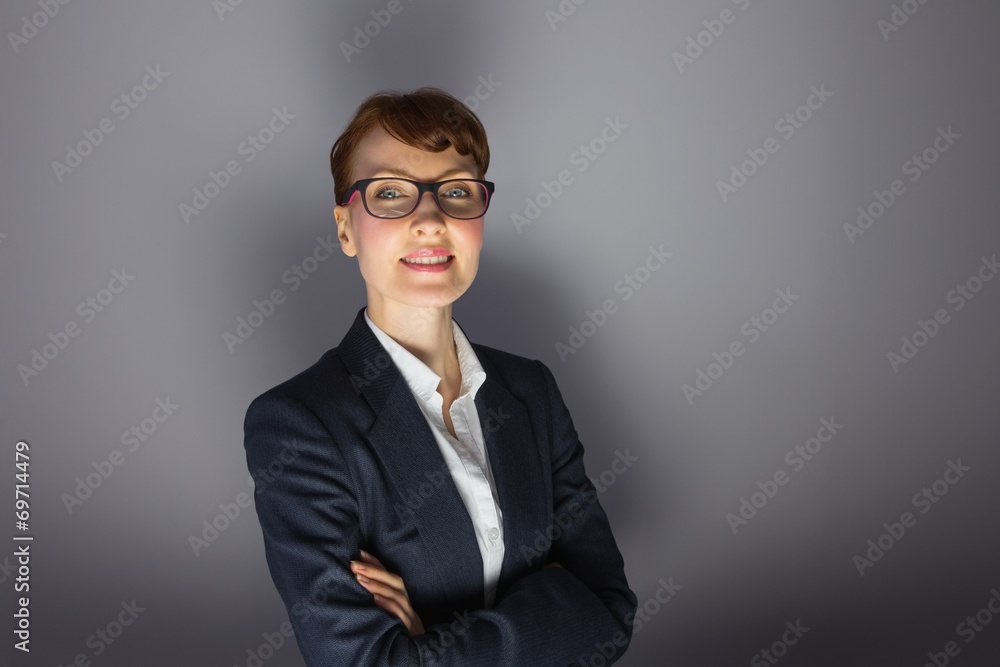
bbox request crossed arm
[349,549,565,639]
[244,359,636,666]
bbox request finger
[352,565,405,595]
[355,574,409,607]
[356,577,416,624]
[373,593,407,619]
[358,549,385,568]
[351,561,405,592]
[373,594,415,634]
[351,554,389,579]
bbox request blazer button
[488,527,500,541]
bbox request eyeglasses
[341,177,495,220]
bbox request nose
[410,190,446,224]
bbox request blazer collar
[361,306,487,405]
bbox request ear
[334,205,357,257]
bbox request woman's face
[334,126,485,313]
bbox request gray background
[3,0,999,665]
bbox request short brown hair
[329,87,490,205]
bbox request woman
[244,87,637,666]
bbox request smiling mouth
[401,255,454,265]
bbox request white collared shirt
[364,308,505,607]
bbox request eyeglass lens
[364,179,489,219]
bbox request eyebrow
[370,167,474,181]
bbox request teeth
[402,255,452,265]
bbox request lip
[400,255,454,272]
[402,247,453,259]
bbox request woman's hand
[350,549,426,637]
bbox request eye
[440,183,473,199]
[373,185,406,200]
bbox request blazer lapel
[337,308,483,604]
[470,343,550,593]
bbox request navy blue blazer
[244,306,637,666]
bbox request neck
[366,299,459,384]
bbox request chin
[399,284,471,309]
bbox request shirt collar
[364,307,487,403]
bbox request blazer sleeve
[244,364,637,666]
[529,358,639,663]
[244,390,417,665]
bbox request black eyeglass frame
[340,177,496,220]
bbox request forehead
[351,126,477,180]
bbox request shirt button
[488,527,500,541]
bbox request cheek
[462,222,485,252]
[354,218,396,263]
